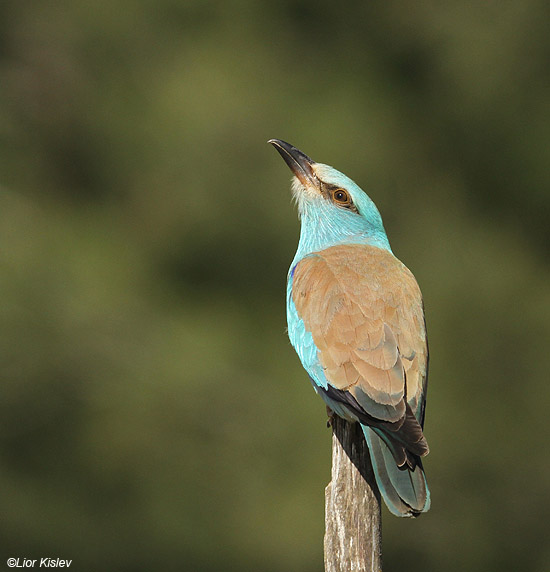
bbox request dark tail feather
[362,425,430,517]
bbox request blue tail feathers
[363,425,430,517]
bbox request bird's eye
[331,188,351,206]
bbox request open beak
[268,139,318,188]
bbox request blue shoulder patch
[286,277,328,390]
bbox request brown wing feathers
[292,244,429,467]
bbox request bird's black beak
[268,139,318,188]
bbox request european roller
[269,139,430,517]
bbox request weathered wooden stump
[324,416,382,572]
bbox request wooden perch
[324,416,382,572]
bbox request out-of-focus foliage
[1,2,549,571]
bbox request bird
[269,139,430,517]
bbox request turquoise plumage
[270,139,430,517]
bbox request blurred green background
[1,2,549,571]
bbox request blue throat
[290,198,392,272]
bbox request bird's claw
[326,406,335,428]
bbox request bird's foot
[326,406,335,428]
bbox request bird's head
[269,139,390,252]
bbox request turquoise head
[269,140,391,261]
